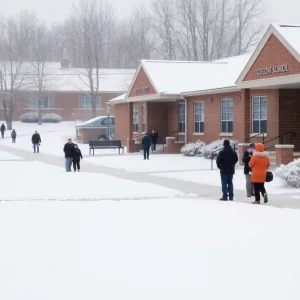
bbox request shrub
[202,139,238,159]
[20,112,62,123]
[42,113,62,123]
[181,140,206,156]
[20,112,38,123]
[276,159,300,188]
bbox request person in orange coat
[248,143,270,204]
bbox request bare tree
[0,11,36,130]
[64,0,113,118]
[29,23,55,125]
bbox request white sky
[0,0,299,26]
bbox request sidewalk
[0,144,299,209]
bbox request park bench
[89,140,124,155]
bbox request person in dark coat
[1,123,6,138]
[11,129,17,143]
[150,129,158,153]
[72,144,83,172]
[63,138,74,172]
[242,143,255,197]
[31,131,41,153]
[216,140,238,201]
[142,133,152,160]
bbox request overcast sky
[0,0,299,26]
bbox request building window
[252,96,267,134]
[178,103,185,133]
[194,102,204,133]
[29,95,55,109]
[133,106,138,132]
[221,99,233,133]
[141,105,146,132]
[79,96,101,110]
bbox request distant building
[0,59,135,121]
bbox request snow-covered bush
[181,141,206,156]
[276,159,300,188]
[202,139,238,159]
[20,112,38,123]
[42,113,62,123]
[20,112,62,123]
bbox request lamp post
[106,105,111,140]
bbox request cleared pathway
[0,144,299,209]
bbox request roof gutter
[181,93,188,145]
[182,86,240,97]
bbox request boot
[264,193,268,204]
[219,197,228,201]
[252,201,260,204]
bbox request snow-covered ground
[0,150,23,160]
[0,121,127,157]
[152,168,299,196]
[0,160,182,201]
[85,154,213,172]
[1,199,300,300]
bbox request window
[133,106,138,132]
[252,96,267,133]
[79,96,101,110]
[29,95,55,109]
[101,117,115,126]
[141,105,146,132]
[194,102,204,133]
[178,103,186,133]
[221,99,233,133]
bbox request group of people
[63,138,83,172]
[217,140,270,204]
[141,129,158,160]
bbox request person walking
[216,140,238,201]
[242,143,255,197]
[64,138,74,172]
[150,129,158,153]
[11,129,17,143]
[32,131,41,153]
[1,123,6,138]
[72,144,83,172]
[249,143,270,205]
[142,133,152,160]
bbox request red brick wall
[167,101,185,141]
[243,34,300,81]
[279,89,300,151]
[0,92,120,121]
[129,67,156,97]
[114,103,129,144]
[186,92,244,144]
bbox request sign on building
[257,64,289,76]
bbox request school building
[110,24,300,166]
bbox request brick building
[110,24,300,158]
[0,59,135,121]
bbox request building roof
[1,62,135,93]
[109,93,126,103]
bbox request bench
[89,140,124,155]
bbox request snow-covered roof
[76,115,114,128]
[138,54,252,95]
[0,61,135,93]
[109,93,126,103]
[273,24,300,57]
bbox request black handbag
[266,171,273,182]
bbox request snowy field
[1,199,300,300]
[0,150,23,160]
[152,168,299,196]
[85,154,214,172]
[0,121,127,157]
[0,160,182,200]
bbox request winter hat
[249,143,255,149]
[255,143,264,152]
[223,140,230,147]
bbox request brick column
[238,143,250,166]
[166,137,184,154]
[275,145,294,167]
[241,89,251,140]
[127,138,142,153]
